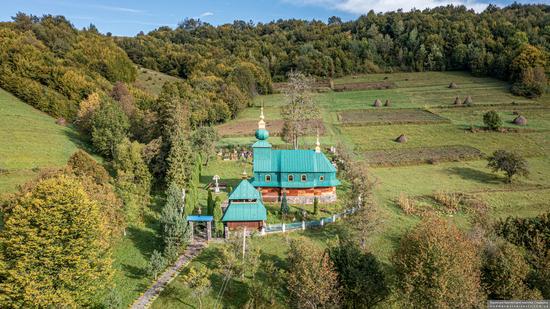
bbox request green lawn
[0,88,84,193]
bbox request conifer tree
[281,191,290,216]
[213,196,224,237]
[0,175,112,307]
[160,183,190,249]
[207,190,214,215]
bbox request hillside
[0,88,83,193]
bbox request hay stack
[395,134,408,143]
[373,99,382,107]
[453,97,461,105]
[384,99,391,107]
[448,82,458,89]
[463,96,473,106]
[55,118,67,126]
[513,115,527,126]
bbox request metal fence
[262,206,359,235]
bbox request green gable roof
[228,179,261,200]
[221,201,267,222]
[254,149,336,173]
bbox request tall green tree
[287,237,341,309]
[329,239,389,308]
[0,175,112,307]
[90,98,130,158]
[482,241,542,299]
[487,150,529,183]
[392,217,483,308]
[113,139,152,223]
[213,196,224,237]
[160,183,190,256]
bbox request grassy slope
[155,71,550,307]
[133,67,183,96]
[0,88,83,193]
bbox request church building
[250,108,340,204]
[222,179,267,230]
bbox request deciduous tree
[0,175,112,307]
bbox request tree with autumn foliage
[392,216,483,308]
[0,175,112,307]
[287,237,341,309]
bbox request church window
[319,176,325,182]
[265,175,271,182]
[288,174,294,182]
[301,174,307,182]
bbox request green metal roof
[221,201,267,222]
[228,180,261,200]
[252,140,272,148]
[253,149,336,173]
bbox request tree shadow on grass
[127,225,161,259]
[159,285,195,308]
[447,166,502,184]
[120,263,147,280]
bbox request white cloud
[199,11,215,18]
[284,0,489,14]
[92,5,145,14]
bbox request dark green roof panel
[221,201,267,221]
[228,180,261,200]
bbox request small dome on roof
[255,128,269,140]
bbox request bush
[433,190,462,214]
[487,150,529,183]
[397,192,415,215]
[483,110,502,131]
[147,250,166,279]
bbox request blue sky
[1,0,546,36]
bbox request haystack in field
[384,99,391,107]
[513,115,527,126]
[448,82,458,89]
[463,96,473,106]
[395,134,408,143]
[373,99,382,107]
[453,97,461,105]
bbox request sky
[1,0,547,36]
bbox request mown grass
[0,88,83,193]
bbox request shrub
[397,192,415,215]
[147,250,166,279]
[433,190,462,214]
[487,150,529,183]
[483,110,502,131]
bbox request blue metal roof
[221,201,267,222]
[187,215,214,222]
[228,180,261,200]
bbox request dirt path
[130,240,207,309]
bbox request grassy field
[210,71,550,260]
[0,88,84,193]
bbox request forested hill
[0,14,137,120]
[118,4,549,97]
